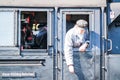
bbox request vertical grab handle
[107,39,112,51]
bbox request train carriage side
[0,8,55,80]
[0,0,108,80]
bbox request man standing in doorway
[64,19,90,80]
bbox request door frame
[58,8,101,80]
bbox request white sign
[110,11,115,19]
[1,72,35,78]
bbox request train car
[0,0,120,80]
[105,0,120,80]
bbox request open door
[58,8,101,80]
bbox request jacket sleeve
[64,32,73,66]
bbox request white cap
[76,19,88,28]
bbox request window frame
[0,8,54,56]
[61,10,95,52]
[19,8,54,56]
[0,9,19,56]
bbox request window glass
[0,12,15,46]
[66,14,89,32]
[21,11,47,49]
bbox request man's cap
[76,19,88,28]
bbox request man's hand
[79,43,88,52]
[68,65,74,73]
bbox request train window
[0,11,15,46]
[66,14,89,32]
[21,11,47,50]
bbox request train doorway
[58,8,101,80]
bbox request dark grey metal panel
[0,0,106,7]
[106,55,120,80]
[0,56,53,80]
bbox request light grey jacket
[64,27,89,65]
